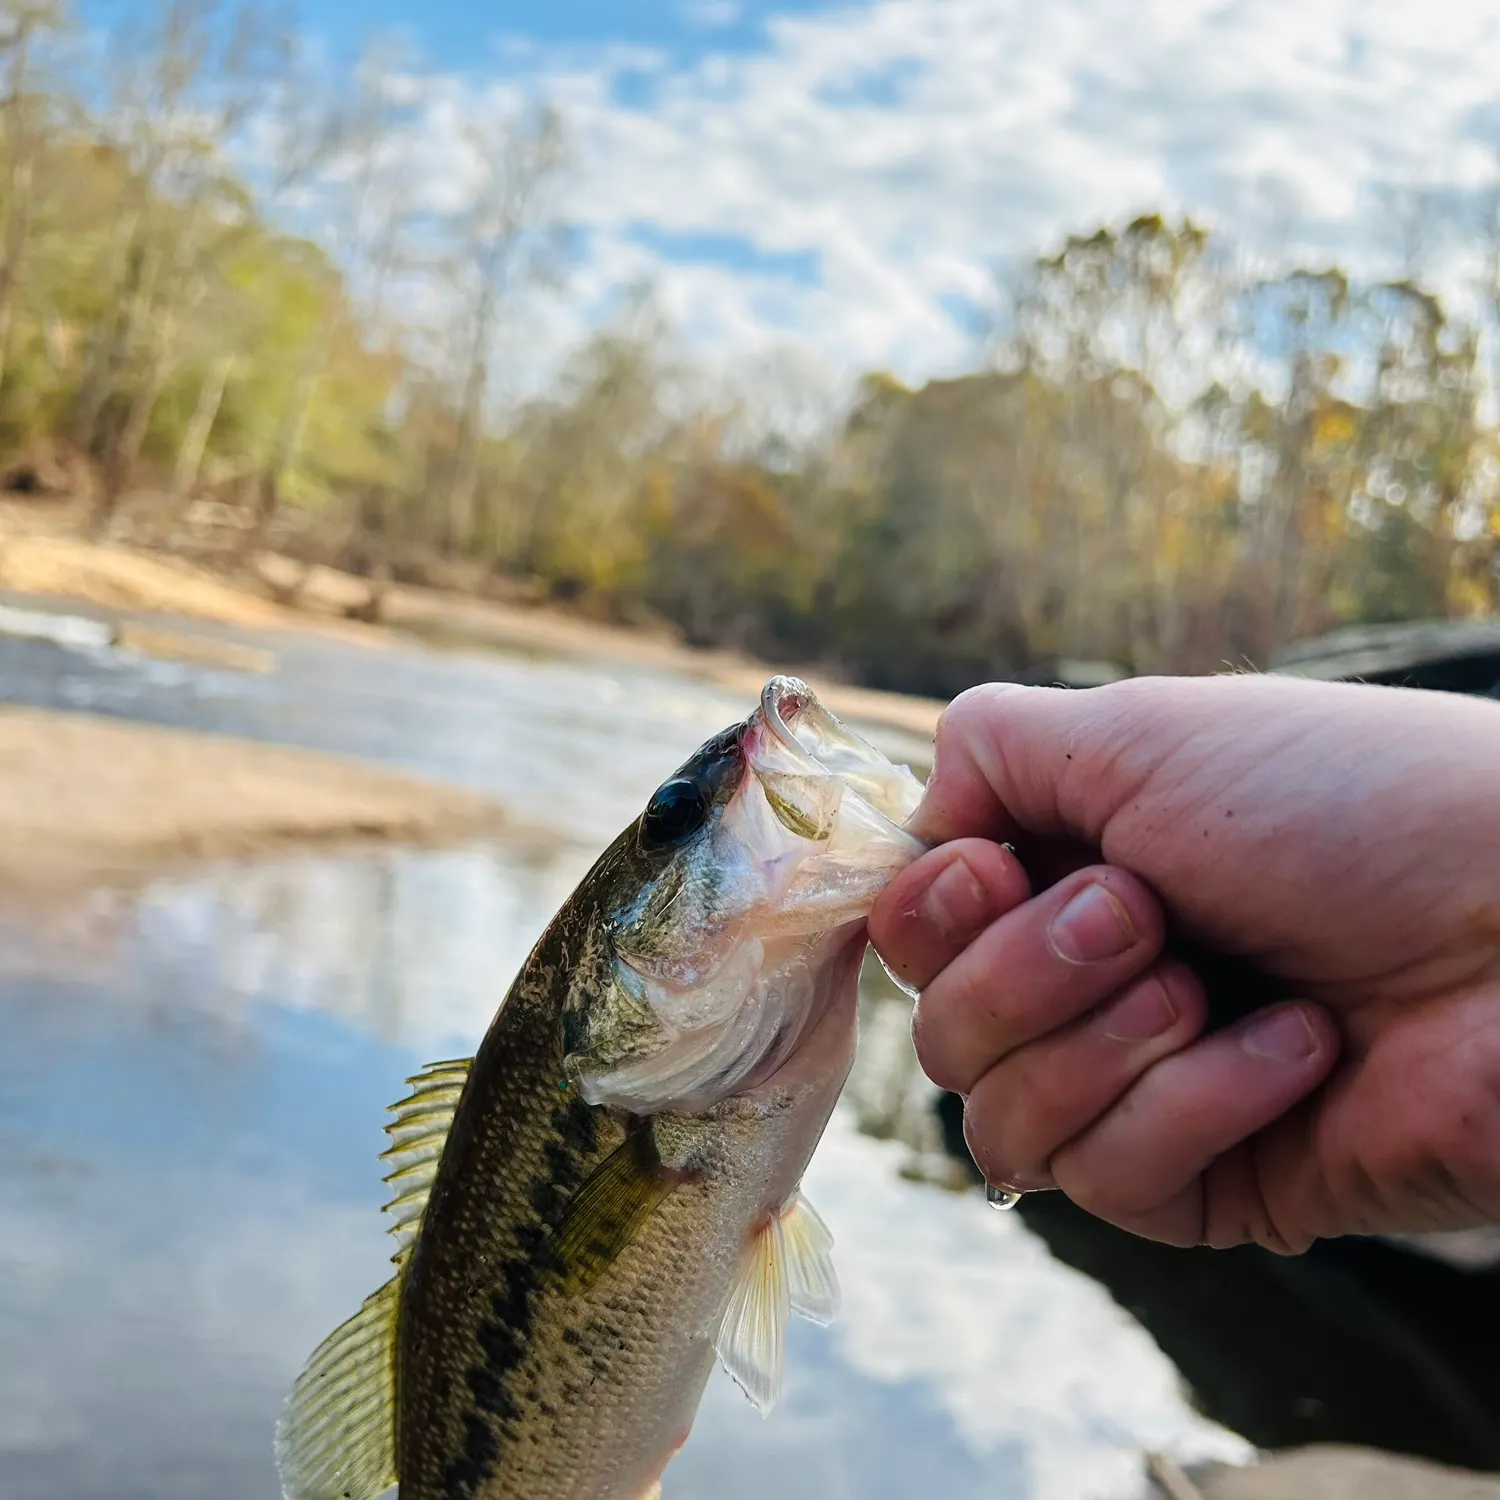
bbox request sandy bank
[0,530,290,629]
[0,707,508,894]
[0,516,946,743]
[337,568,949,742]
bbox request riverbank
[0,507,947,743]
[0,513,942,901]
[0,707,509,895]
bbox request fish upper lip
[758,673,872,782]
[759,674,814,759]
[756,674,925,834]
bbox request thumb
[910,680,1141,848]
[907,673,1452,958]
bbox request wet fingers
[1049,1002,1341,1246]
[962,961,1208,1192]
[908,865,1167,1096]
[869,839,1031,993]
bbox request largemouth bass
[277,676,926,1500]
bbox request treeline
[0,2,1497,695]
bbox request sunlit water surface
[0,613,1251,1499]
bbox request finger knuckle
[939,683,1014,740]
[910,999,968,1095]
[1229,1200,1314,1255]
[1257,1222,1314,1255]
[920,963,1015,1067]
[933,684,1015,768]
[1012,1052,1085,1144]
[961,1099,1014,1186]
[1202,1145,1316,1254]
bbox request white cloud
[386,0,1500,401]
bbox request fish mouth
[754,675,925,835]
[578,678,927,1118]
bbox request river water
[0,607,1251,1500]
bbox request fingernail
[1101,976,1177,1042]
[918,856,993,943]
[1242,1006,1320,1063]
[1048,883,1135,964]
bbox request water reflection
[9,842,593,1053]
[1,841,1249,1500]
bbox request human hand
[868,674,1500,1251]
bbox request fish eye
[640,776,711,848]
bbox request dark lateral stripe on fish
[441,1095,603,1499]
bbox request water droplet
[986,1184,1022,1211]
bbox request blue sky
[82,0,844,78]
[319,0,835,64]
[77,0,1500,402]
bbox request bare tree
[170,346,234,499]
[73,0,208,456]
[80,0,275,529]
[440,103,568,554]
[241,34,422,557]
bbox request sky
[81,0,1500,398]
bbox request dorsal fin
[380,1057,473,1268]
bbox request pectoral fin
[782,1192,840,1325]
[546,1122,679,1297]
[714,1190,840,1416]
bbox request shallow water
[0,611,1250,1499]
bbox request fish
[275,675,927,1500]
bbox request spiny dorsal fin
[381,1057,473,1269]
[275,1277,400,1500]
[275,1059,473,1500]
[714,1190,839,1416]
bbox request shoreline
[0,515,943,897]
[0,513,948,742]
